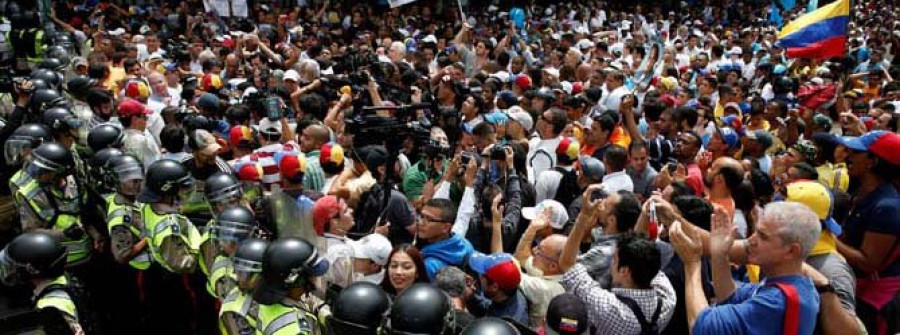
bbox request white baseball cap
[283,69,300,82]
[350,234,392,266]
[522,200,570,230]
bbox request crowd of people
[0,0,899,334]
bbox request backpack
[615,294,662,335]
[552,167,580,209]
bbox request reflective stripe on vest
[258,304,304,335]
[141,204,198,273]
[106,194,151,270]
[207,255,235,299]
[36,276,78,320]
[219,289,260,335]
[9,170,32,203]
[19,180,90,265]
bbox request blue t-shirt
[693,275,820,335]
[842,183,900,277]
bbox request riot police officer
[255,237,330,335]
[198,172,250,276]
[388,283,453,335]
[219,238,268,335]
[137,159,205,334]
[0,231,83,334]
[461,318,521,335]
[87,124,124,154]
[206,205,255,299]
[14,142,92,267]
[5,123,51,195]
[105,154,149,269]
[328,281,391,335]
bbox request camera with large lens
[490,145,507,160]
[423,139,451,159]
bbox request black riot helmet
[30,69,63,90]
[87,124,124,153]
[44,46,70,67]
[30,78,51,90]
[388,283,452,335]
[233,238,268,291]
[256,237,328,303]
[90,148,123,169]
[213,205,255,243]
[39,58,66,72]
[26,142,73,178]
[330,282,391,335]
[90,148,123,189]
[66,75,97,100]
[31,89,66,112]
[204,172,243,206]
[0,232,67,284]
[461,318,520,335]
[42,106,83,136]
[4,123,51,167]
[138,159,194,203]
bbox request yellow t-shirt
[106,66,127,95]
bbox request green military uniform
[105,194,150,270]
[140,203,200,273]
[35,275,83,335]
[219,287,260,335]
[15,178,90,266]
[256,302,320,335]
[207,255,236,299]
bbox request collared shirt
[519,259,565,328]
[562,264,676,335]
[303,150,326,193]
[602,170,634,194]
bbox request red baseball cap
[229,125,255,149]
[515,74,532,90]
[117,99,151,118]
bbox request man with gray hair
[668,201,823,334]
[435,266,476,332]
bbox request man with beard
[657,131,704,197]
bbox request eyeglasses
[416,211,450,224]
[532,246,559,263]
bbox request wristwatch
[815,282,836,295]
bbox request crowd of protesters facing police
[0,0,899,334]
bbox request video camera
[344,102,436,147]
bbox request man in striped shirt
[238,127,301,190]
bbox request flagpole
[458,0,467,24]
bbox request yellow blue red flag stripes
[777,0,850,59]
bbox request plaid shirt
[561,264,677,335]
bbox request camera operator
[0,79,35,195]
[403,138,451,209]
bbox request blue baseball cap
[839,131,900,166]
[715,127,740,149]
[468,253,521,291]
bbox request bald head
[541,234,568,258]
[712,157,745,193]
[300,124,330,153]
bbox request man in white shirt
[599,70,630,113]
[601,145,633,193]
[527,109,566,184]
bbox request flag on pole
[776,0,849,59]
[388,0,417,9]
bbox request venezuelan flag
[777,0,849,59]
